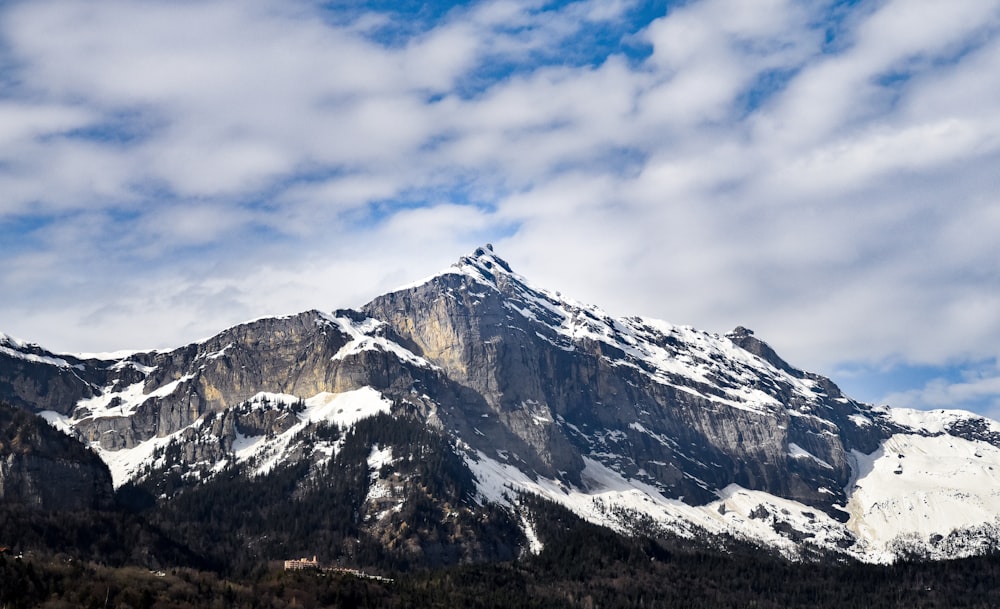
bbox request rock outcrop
[362,247,876,513]
[0,401,114,510]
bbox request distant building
[284,555,319,570]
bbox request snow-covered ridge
[0,331,32,350]
[392,243,511,292]
[884,406,1000,436]
[72,349,149,361]
[0,344,82,369]
[0,332,85,369]
[1,329,148,365]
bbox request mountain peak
[726,325,797,375]
[453,244,514,280]
[391,244,519,294]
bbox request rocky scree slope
[2,246,1000,563]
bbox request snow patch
[849,414,873,427]
[365,445,404,521]
[197,343,234,361]
[788,443,833,469]
[368,445,395,473]
[111,359,156,374]
[520,510,544,555]
[301,388,392,428]
[74,374,195,419]
[324,314,439,370]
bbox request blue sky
[1,0,1000,419]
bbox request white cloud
[639,0,819,130]
[0,102,93,147]
[756,0,1000,145]
[760,117,1000,201]
[853,0,1000,68]
[882,366,1000,414]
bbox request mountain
[3,245,1000,566]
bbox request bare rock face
[64,311,363,449]
[359,247,877,514]
[0,338,108,415]
[0,402,114,510]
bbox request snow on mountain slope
[847,433,1000,562]
[465,449,855,559]
[43,387,392,487]
[74,374,195,420]
[469,431,1000,564]
[372,247,1000,562]
[232,388,393,477]
[37,407,170,486]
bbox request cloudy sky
[2,0,999,418]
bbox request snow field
[847,433,1000,560]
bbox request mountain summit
[3,246,1000,564]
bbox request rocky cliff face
[3,246,1000,563]
[362,247,882,515]
[0,401,114,510]
[67,311,359,451]
[0,335,110,415]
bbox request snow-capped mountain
[3,245,1000,564]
